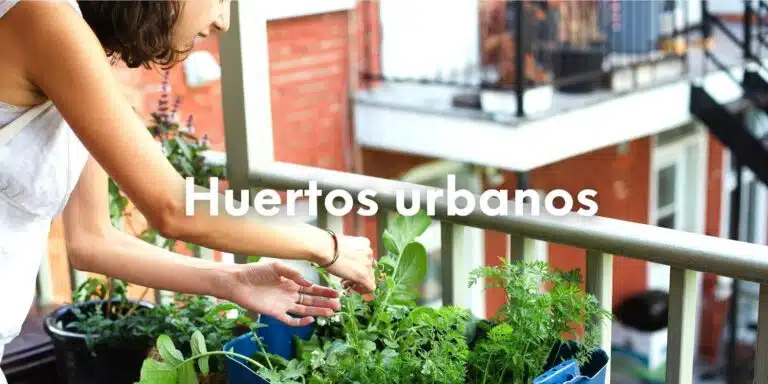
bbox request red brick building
[44,0,767,365]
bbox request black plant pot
[550,45,606,94]
[43,299,155,384]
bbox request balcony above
[354,1,767,172]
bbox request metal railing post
[666,268,699,383]
[514,0,525,117]
[586,249,613,383]
[753,284,768,383]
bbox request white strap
[0,100,53,147]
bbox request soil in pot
[550,44,606,94]
[43,299,155,384]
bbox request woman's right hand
[317,233,376,294]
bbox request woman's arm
[11,2,374,291]
[62,157,235,298]
[63,156,341,325]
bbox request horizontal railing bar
[249,162,768,283]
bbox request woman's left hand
[227,261,341,326]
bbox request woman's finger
[290,304,335,318]
[299,284,340,299]
[272,262,312,287]
[275,312,314,327]
[297,293,341,311]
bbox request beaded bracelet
[316,228,339,268]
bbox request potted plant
[44,277,156,383]
[465,260,612,383]
[550,0,607,94]
[164,211,612,383]
[43,71,226,383]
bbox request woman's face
[173,0,232,49]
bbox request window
[722,156,768,246]
[647,125,707,291]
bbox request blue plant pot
[534,341,609,384]
[222,315,315,384]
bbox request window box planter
[221,318,608,384]
[43,299,155,384]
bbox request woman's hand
[228,261,341,326]
[316,233,376,294]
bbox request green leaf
[387,211,431,254]
[138,359,177,384]
[393,242,428,290]
[381,230,399,256]
[173,136,193,159]
[247,255,262,263]
[156,335,184,367]
[282,359,307,379]
[361,340,377,353]
[204,302,239,322]
[190,331,209,375]
[178,362,198,384]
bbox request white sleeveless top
[0,0,90,362]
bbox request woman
[0,0,376,378]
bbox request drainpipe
[727,155,742,384]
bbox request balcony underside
[354,22,765,172]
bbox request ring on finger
[297,292,304,305]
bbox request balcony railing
[359,0,697,120]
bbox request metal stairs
[689,0,768,185]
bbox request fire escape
[689,1,768,382]
[690,0,768,186]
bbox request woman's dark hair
[77,1,187,69]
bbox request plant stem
[179,351,268,379]
[105,277,113,316]
[125,286,151,317]
[251,330,274,370]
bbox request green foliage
[466,260,613,383]
[137,330,268,384]
[67,285,254,374]
[238,211,473,384]
[132,211,612,383]
[70,71,234,362]
[108,70,225,254]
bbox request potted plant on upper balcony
[140,211,612,383]
[550,0,607,94]
[42,71,227,384]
